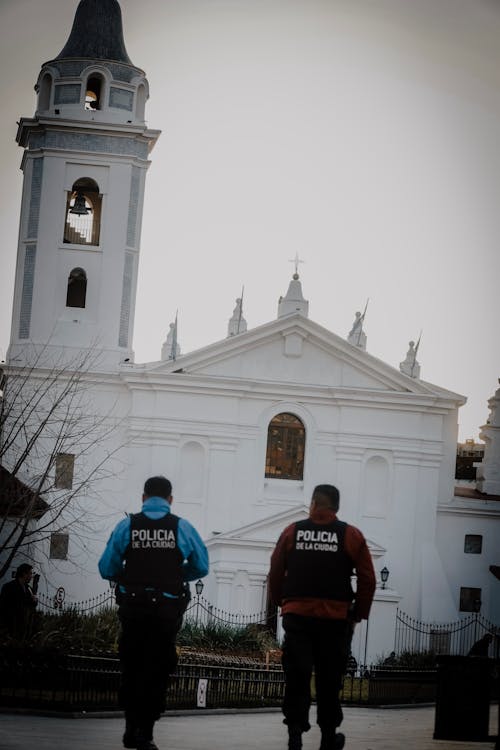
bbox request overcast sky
[1,0,499,441]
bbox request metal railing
[0,650,285,711]
[38,590,274,628]
[185,596,272,627]
[38,590,115,614]
[366,667,437,704]
[0,646,439,712]
[37,593,500,659]
[395,609,499,657]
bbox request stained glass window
[265,413,305,480]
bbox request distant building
[456,439,485,481]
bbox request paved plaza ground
[0,706,497,750]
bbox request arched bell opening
[38,72,52,112]
[85,75,104,111]
[136,83,147,121]
[64,178,102,246]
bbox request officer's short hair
[15,563,33,580]
[144,476,172,500]
[312,484,340,511]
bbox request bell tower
[8,0,159,369]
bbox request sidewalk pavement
[0,706,497,750]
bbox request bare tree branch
[0,343,126,581]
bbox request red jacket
[269,507,376,621]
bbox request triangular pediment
[206,505,309,545]
[140,315,465,402]
[206,505,387,559]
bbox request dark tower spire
[56,0,134,65]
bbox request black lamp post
[195,579,204,624]
[380,567,390,590]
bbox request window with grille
[464,535,482,554]
[50,532,69,560]
[265,413,305,480]
[55,453,75,489]
[459,586,481,613]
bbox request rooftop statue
[400,340,421,379]
[161,321,181,361]
[227,297,247,337]
[347,311,367,350]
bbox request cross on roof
[289,253,304,276]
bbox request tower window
[38,73,52,111]
[64,178,102,246]
[265,413,305,480]
[66,269,87,309]
[85,75,103,110]
[136,84,146,120]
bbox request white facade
[3,0,500,664]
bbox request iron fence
[367,668,437,704]
[0,649,286,711]
[37,590,274,628]
[185,596,272,627]
[38,590,116,614]
[0,646,440,712]
[395,609,499,658]
[37,592,500,660]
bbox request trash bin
[434,655,491,741]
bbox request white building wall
[436,503,500,624]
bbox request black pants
[282,613,352,733]
[118,600,184,725]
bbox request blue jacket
[98,497,209,597]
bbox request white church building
[3,0,499,663]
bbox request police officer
[99,476,209,750]
[269,484,375,750]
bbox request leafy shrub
[178,620,277,654]
[373,649,437,669]
[5,608,278,658]
[32,606,120,654]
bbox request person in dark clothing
[0,563,38,639]
[269,484,376,750]
[468,633,493,657]
[99,476,209,750]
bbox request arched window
[85,75,104,110]
[38,73,52,111]
[265,412,305,480]
[64,178,102,246]
[66,268,87,308]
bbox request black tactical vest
[120,512,184,594]
[281,518,354,602]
